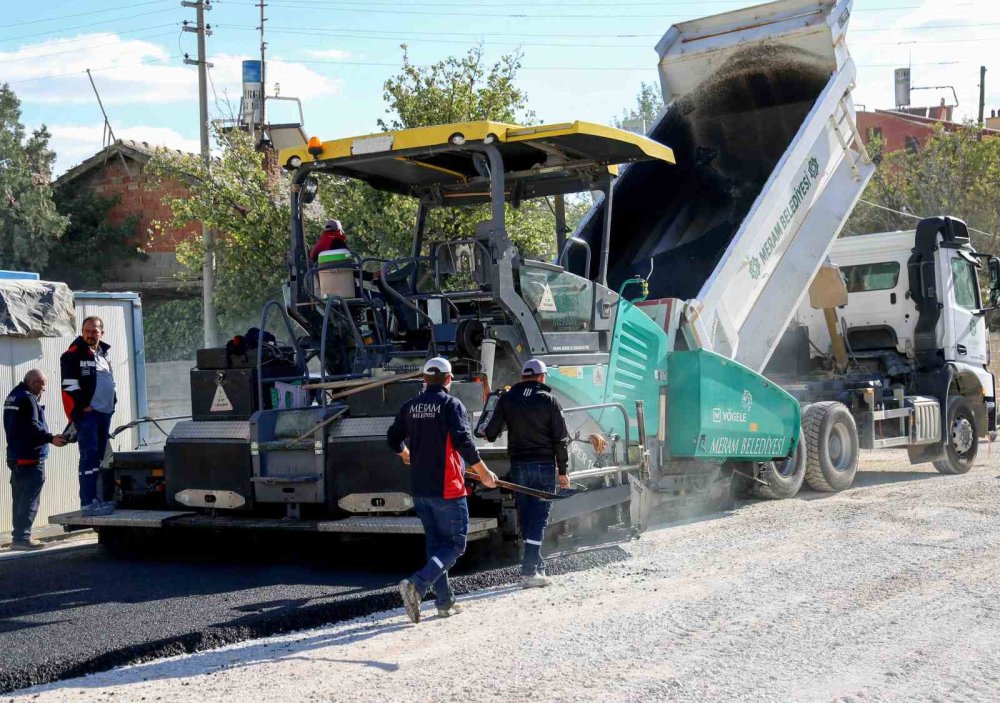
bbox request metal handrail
[256,299,309,412]
[319,294,377,398]
[557,237,592,278]
[561,402,632,449]
[561,401,642,480]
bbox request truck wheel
[803,401,859,492]
[933,396,978,475]
[753,431,806,500]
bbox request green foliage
[145,126,303,335]
[613,82,664,132]
[43,184,145,288]
[0,84,68,271]
[143,299,203,362]
[379,44,535,130]
[320,44,558,268]
[844,124,1000,255]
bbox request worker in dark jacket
[4,370,68,550]
[482,358,570,588]
[60,316,117,513]
[387,357,497,623]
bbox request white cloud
[49,123,202,177]
[3,33,341,108]
[848,0,1000,120]
[305,49,352,60]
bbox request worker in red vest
[310,219,349,262]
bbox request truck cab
[797,225,997,411]
[775,217,1000,484]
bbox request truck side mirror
[989,257,1000,307]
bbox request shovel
[463,472,579,501]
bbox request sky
[2,0,999,176]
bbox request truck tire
[753,430,806,500]
[933,396,978,475]
[803,401,859,492]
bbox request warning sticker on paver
[211,385,234,412]
[593,365,606,386]
[538,284,557,312]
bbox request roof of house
[864,109,1000,135]
[54,139,198,188]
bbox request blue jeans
[77,410,112,507]
[510,461,556,576]
[8,460,45,542]
[410,496,469,608]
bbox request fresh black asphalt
[0,533,628,694]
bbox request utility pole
[257,0,267,139]
[182,0,218,348]
[978,65,987,127]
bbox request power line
[4,54,184,85]
[0,7,181,44]
[221,23,1000,51]
[217,0,995,23]
[230,0,973,9]
[4,0,172,29]
[858,200,997,240]
[218,24,653,47]
[220,23,659,38]
[0,27,178,64]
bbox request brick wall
[73,157,200,281]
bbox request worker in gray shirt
[60,316,117,513]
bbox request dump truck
[757,221,1000,497]
[54,0,928,543]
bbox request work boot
[521,574,552,589]
[9,540,45,552]
[437,602,463,618]
[82,500,116,517]
[398,579,421,624]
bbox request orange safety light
[307,136,323,156]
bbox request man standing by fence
[61,316,116,514]
[4,370,68,550]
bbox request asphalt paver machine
[53,118,801,542]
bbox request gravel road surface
[9,447,1000,703]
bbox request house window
[905,135,920,153]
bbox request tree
[43,184,145,288]
[321,44,558,266]
[0,84,68,271]
[613,82,664,133]
[378,44,535,130]
[145,126,308,327]
[844,125,1000,255]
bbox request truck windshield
[950,257,981,310]
[840,262,900,293]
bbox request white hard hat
[422,357,453,374]
[521,359,547,376]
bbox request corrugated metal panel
[0,294,143,536]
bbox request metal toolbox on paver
[164,421,255,511]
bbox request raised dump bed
[576,0,873,372]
